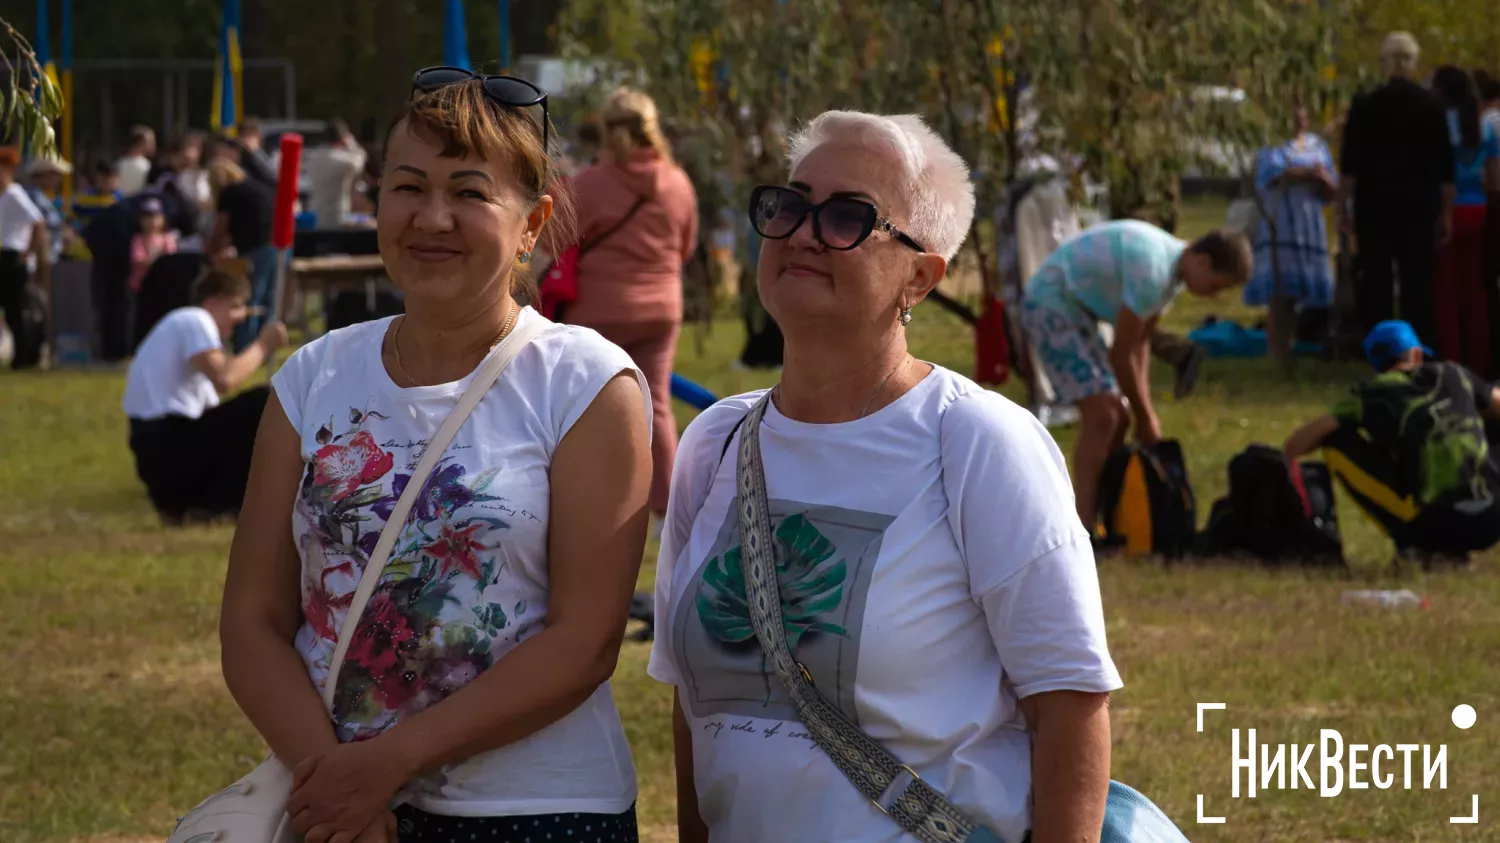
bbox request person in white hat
[22,155,74,265]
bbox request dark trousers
[394,803,638,843]
[93,257,132,363]
[1433,205,1490,375]
[128,386,270,522]
[1321,426,1500,555]
[1355,211,1438,345]
[0,249,41,370]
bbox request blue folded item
[1188,318,1322,358]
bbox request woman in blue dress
[1245,107,1338,331]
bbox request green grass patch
[3,200,1496,842]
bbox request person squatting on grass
[1020,219,1252,530]
[220,75,652,843]
[122,268,288,524]
[1284,319,1500,567]
[648,110,1123,843]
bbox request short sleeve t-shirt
[270,307,649,817]
[121,307,223,420]
[1024,219,1186,324]
[0,182,43,253]
[1332,362,1498,507]
[217,180,274,253]
[648,367,1122,843]
[1447,110,1500,207]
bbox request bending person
[650,110,1121,843]
[123,268,287,523]
[1284,320,1500,567]
[1020,219,1252,529]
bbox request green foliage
[0,19,63,156]
[555,0,1388,234]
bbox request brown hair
[0,146,20,169]
[384,79,572,303]
[601,87,673,166]
[192,267,253,304]
[1187,228,1253,285]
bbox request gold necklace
[392,302,518,387]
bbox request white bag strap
[318,314,545,714]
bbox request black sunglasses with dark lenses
[748,185,926,253]
[410,66,550,152]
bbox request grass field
[3,200,1497,842]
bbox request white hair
[1381,31,1419,76]
[786,111,976,262]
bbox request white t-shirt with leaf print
[648,366,1123,843]
[272,306,649,817]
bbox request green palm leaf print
[696,513,849,652]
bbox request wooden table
[284,254,389,339]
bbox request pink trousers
[587,320,681,514]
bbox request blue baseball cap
[1363,320,1433,369]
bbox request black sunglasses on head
[410,66,550,153]
[748,184,927,253]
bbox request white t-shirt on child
[271,307,650,817]
[122,307,223,420]
[648,366,1122,843]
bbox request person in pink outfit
[569,88,699,519]
[128,197,179,293]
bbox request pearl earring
[518,251,532,265]
[899,303,913,326]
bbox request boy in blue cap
[1284,320,1500,565]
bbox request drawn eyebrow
[393,165,426,178]
[449,170,494,183]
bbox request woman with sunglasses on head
[220,72,651,843]
[566,87,700,530]
[648,111,1122,843]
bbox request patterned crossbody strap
[319,316,547,715]
[734,391,1003,843]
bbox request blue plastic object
[670,373,718,410]
[1188,319,1322,359]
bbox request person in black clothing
[1285,320,1500,567]
[1336,32,1456,344]
[208,159,277,351]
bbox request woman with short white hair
[648,110,1122,843]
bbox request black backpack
[1095,440,1197,559]
[1200,444,1345,566]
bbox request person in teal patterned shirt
[1284,320,1500,567]
[1021,219,1252,528]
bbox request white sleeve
[270,340,321,435]
[549,329,649,448]
[646,398,757,687]
[940,391,1122,698]
[180,311,224,360]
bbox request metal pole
[499,0,511,72]
[163,72,174,140]
[283,61,296,121]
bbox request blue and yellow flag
[211,0,243,136]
